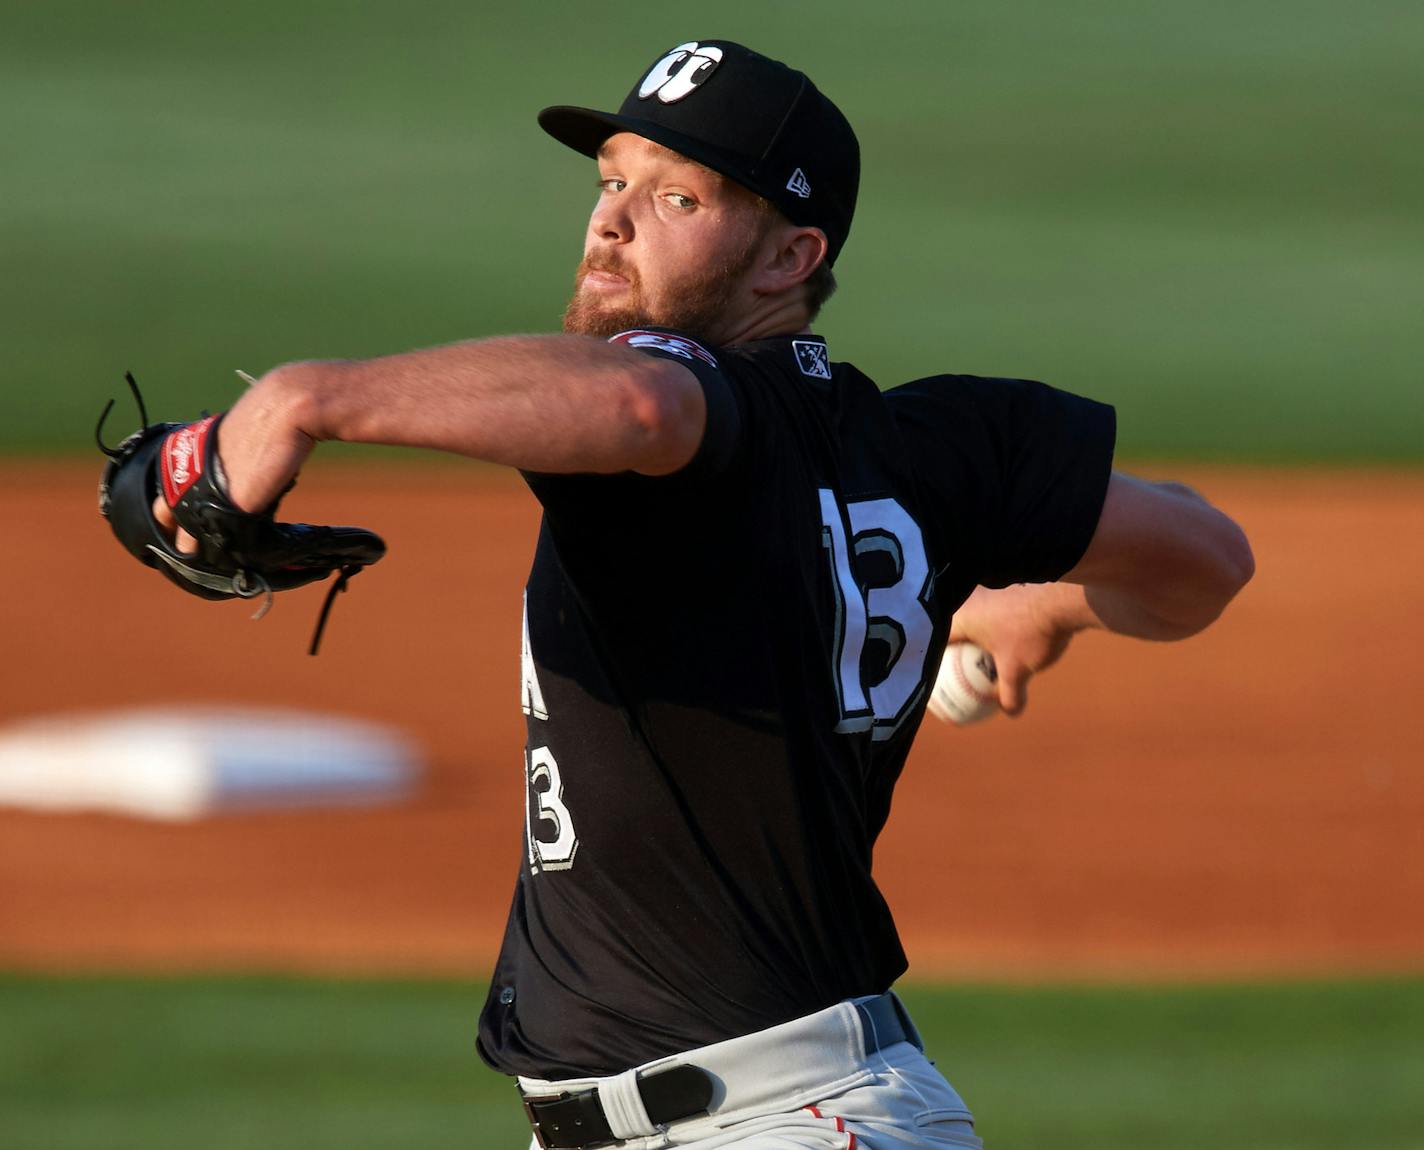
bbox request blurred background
[2,1,1421,1147]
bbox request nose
[589,190,633,245]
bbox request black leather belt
[519,993,921,1150]
[521,1063,713,1150]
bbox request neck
[717,295,814,345]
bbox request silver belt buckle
[519,1088,569,1150]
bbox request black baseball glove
[97,372,386,652]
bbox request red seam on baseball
[951,646,998,705]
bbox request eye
[663,192,696,210]
[597,178,626,194]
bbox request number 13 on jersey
[818,490,935,741]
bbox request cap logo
[786,168,812,199]
[637,41,724,104]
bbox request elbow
[1221,517,1256,597]
[1176,514,1256,634]
[1205,510,1255,608]
[617,361,705,475]
[1077,474,1255,640]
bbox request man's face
[562,133,771,343]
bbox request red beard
[561,254,648,339]
[561,235,762,344]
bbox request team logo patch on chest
[792,340,832,379]
[610,329,719,367]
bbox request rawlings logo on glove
[96,372,386,654]
[159,415,218,505]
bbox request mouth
[578,254,635,293]
[581,268,630,291]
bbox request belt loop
[601,1068,659,1141]
[852,995,886,1054]
[888,990,924,1052]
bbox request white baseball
[927,642,1000,725]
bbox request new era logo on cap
[786,168,812,199]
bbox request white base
[0,706,420,820]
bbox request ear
[751,225,828,296]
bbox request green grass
[0,974,517,1149]
[905,979,1424,1149]
[2,973,1421,1149]
[4,1,1422,460]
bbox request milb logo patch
[609,330,719,368]
[792,340,831,379]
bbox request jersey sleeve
[602,328,743,482]
[521,327,753,524]
[886,374,1116,587]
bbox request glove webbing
[152,544,359,655]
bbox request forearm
[946,566,1239,716]
[219,335,703,510]
[1023,580,1211,643]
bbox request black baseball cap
[539,40,860,265]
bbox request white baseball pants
[519,993,983,1149]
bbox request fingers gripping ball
[96,372,386,652]
[928,642,1000,725]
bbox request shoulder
[886,372,1116,586]
[886,372,1070,408]
[887,372,1115,442]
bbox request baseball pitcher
[102,39,1253,1150]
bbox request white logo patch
[610,329,719,367]
[638,41,724,104]
[786,168,812,199]
[793,340,832,379]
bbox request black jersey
[477,329,1115,1079]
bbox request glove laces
[309,565,362,656]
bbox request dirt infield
[1,463,1421,978]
